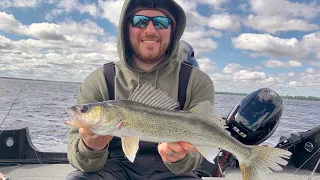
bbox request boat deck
[0,164,319,180]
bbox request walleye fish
[65,83,291,180]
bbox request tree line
[216,92,320,101]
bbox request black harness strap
[178,62,192,110]
[103,61,193,157]
[103,62,192,110]
[103,62,115,100]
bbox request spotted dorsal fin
[128,83,179,109]
[189,101,227,129]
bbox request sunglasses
[131,15,171,30]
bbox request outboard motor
[225,88,283,145]
[197,88,283,177]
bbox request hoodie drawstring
[154,70,159,89]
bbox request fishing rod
[0,83,26,136]
[0,83,26,180]
[308,154,320,180]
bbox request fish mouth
[66,108,80,120]
[64,108,87,128]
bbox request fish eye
[80,105,89,113]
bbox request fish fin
[189,101,226,129]
[115,113,124,122]
[115,113,125,129]
[195,145,220,164]
[128,83,179,109]
[121,136,139,163]
[238,146,292,179]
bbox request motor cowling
[225,88,283,145]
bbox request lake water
[0,77,319,152]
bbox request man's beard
[131,35,169,64]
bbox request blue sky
[0,0,319,97]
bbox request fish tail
[239,146,292,180]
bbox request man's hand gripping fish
[65,83,291,180]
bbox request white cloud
[0,35,14,50]
[243,0,320,33]
[253,66,262,70]
[0,0,319,97]
[46,0,99,21]
[223,63,243,74]
[232,32,320,64]
[27,23,65,41]
[299,72,320,88]
[288,60,302,67]
[281,69,320,90]
[263,60,285,68]
[0,11,117,82]
[288,81,302,87]
[79,4,99,17]
[233,70,266,80]
[0,12,104,45]
[260,76,287,86]
[99,0,124,26]
[310,61,320,67]
[212,65,267,81]
[263,60,302,68]
[0,0,41,8]
[0,11,27,34]
[184,26,222,39]
[175,0,197,14]
[192,38,218,54]
[244,15,319,34]
[300,31,320,52]
[57,0,77,12]
[197,57,215,74]
[209,64,320,96]
[45,9,64,21]
[181,27,219,54]
[288,72,295,77]
[248,0,320,19]
[237,3,249,12]
[98,0,240,32]
[306,68,316,74]
[175,0,241,32]
[209,59,319,96]
[176,0,230,12]
[210,70,279,96]
[208,13,241,31]
[197,0,230,9]
[0,34,118,82]
[232,33,302,58]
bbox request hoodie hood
[117,0,186,74]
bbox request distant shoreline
[216,92,320,101]
[0,76,81,84]
[1,76,319,101]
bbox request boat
[1,85,319,180]
[1,121,320,179]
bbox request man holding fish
[66,0,291,180]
